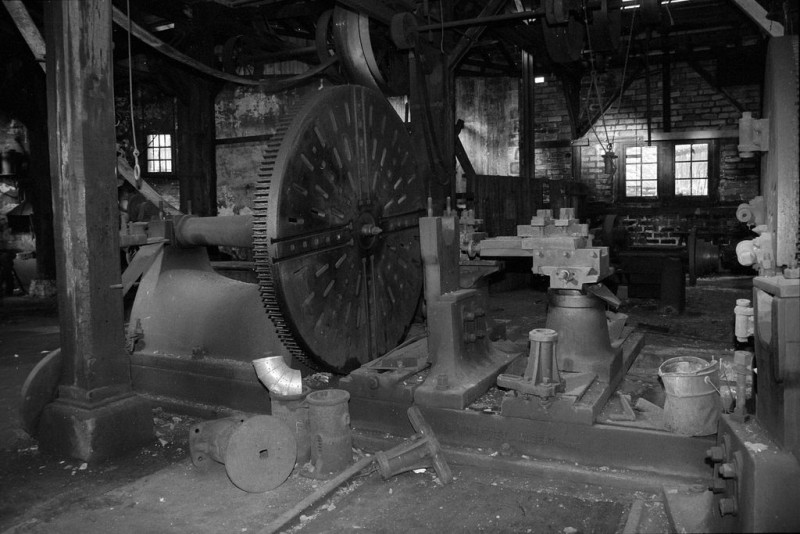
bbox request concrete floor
[0,274,752,533]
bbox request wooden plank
[2,0,46,71]
[117,157,181,216]
[686,59,746,113]
[121,242,164,296]
[447,0,508,71]
[467,175,539,237]
[731,0,784,37]
[520,50,535,179]
[215,133,272,146]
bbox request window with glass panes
[146,134,173,173]
[624,145,658,197]
[674,143,709,196]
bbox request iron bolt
[360,223,383,236]
[436,374,449,390]
[719,462,737,479]
[709,478,727,493]
[706,446,725,463]
[719,497,738,516]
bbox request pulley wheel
[331,7,409,95]
[254,85,425,373]
[224,415,296,493]
[542,18,585,63]
[587,0,621,52]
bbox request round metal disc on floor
[19,348,62,437]
[254,85,425,374]
[224,415,297,493]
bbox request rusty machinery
[122,0,630,410]
[460,207,643,424]
[114,2,650,432]
[28,3,800,530]
[660,37,800,532]
[124,85,426,409]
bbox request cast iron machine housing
[466,207,644,424]
[125,85,427,410]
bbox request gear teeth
[252,94,320,370]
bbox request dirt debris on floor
[0,275,753,532]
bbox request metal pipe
[252,355,303,397]
[260,455,374,534]
[415,0,611,32]
[172,214,253,248]
[417,9,543,31]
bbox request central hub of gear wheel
[253,85,425,374]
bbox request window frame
[622,144,660,198]
[144,133,174,175]
[674,142,711,197]
[616,138,719,204]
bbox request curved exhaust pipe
[252,355,303,397]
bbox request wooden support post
[644,34,652,145]
[520,50,536,179]
[662,37,671,133]
[761,37,799,268]
[410,49,454,213]
[26,71,57,290]
[556,67,583,141]
[686,59,746,113]
[39,0,152,462]
[174,4,220,217]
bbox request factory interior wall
[454,59,762,251]
[119,57,764,252]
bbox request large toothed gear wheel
[254,85,425,374]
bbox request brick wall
[534,60,761,251]
[456,57,763,252]
[619,210,748,247]
[571,60,761,205]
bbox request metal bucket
[658,356,721,436]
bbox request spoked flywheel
[254,85,425,374]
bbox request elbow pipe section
[253,355,303,397]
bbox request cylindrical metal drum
[307,389,352,478]
[270,388,311,465]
